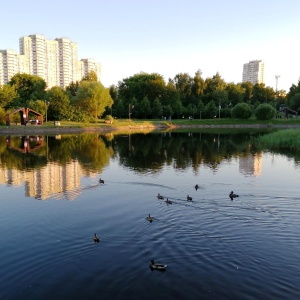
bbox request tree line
[1,69,300,123]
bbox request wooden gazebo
[5,107,43,126]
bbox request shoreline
[1,123,300,135]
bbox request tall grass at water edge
[257,129,300,151]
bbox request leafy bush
[255,103,276,120]
[231,103,252,119]
[105,115,114,124]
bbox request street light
[44,100,48,124]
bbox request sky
[1,0,300,92]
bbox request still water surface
[0,131,300,299]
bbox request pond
[0,130,300,300]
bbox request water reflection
[0,130,298,200]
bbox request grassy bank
[257,129,300,151]
[1,118,300,135]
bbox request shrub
[231,102,252,119]
[255,103,276,120]
[105,115,114,124]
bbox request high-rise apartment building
[79,58,101,80]
[242,60,265,84]
[0,49,25,86]
[0,34,101,88]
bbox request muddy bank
[1,123,300,135]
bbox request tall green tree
[152,97,163,118]
[46,86,71,120]
[139,96,151,118]
[73,81,113,120]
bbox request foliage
[0,107,5,124]
[73,81,113,119]
[27,100,46,115]
[0,84,18,108]
[152,98,163,118]
[289,93,300,113]
[204,100,218,118]
[105,115,114,123]
[231,103,253,119]
[8,73,47,106]
[81,70,98,82]
[46,87,71,120]
[255,103,276,120]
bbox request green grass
[257,129,300,151]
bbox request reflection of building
[0,160,98,200]
[239,153,262,176]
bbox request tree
[139,96,151,118]
[172,73,193,106]
[46,86,71,120]
[73,81,113,120]
[290,93,300,113]
[0,84,18,108]
[231,103,253,119]
[152,97,163,118]
[204,100,218,118]
[81,70,98,82]
[118,72,167,106]
[240,82,253,103]
[8,73,47,106]
[226,83,244,106]
[66,81,80,97]
[197,100,205,119]
[255,103,276,120]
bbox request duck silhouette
[149,259,167,271]
[195,184,199,191]
[229,191,239,200]
[146,214,155,222]
[187,195,193,201]
[92,233,100,243]
[157,193,164,200]
[99,178,104,184]
[165,198,172,205]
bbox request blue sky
[1,0,300,91]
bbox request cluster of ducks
[94,178,239,271]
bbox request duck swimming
[229,191,239,200]
[99,178,104,184]
[146,214,155,222]
[165,198,172,205]
[195,184,199,191]
[149,259,167,271]
[92,233,100,243]
[157,193,164,200]
[187,195,193,201]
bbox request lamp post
[218,101,221,119]
[44,100,48,124]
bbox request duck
[165,198,172,205]
[99,178,104,184]
[157,193,164,200]
[229,191,239,200]
[187,195,193,201]
[146,214,155,222]
[92,233,100,243]
[149,259,167,271]
[195,184,199,191]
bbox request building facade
[242,60,265,84]
[0,34,101,88]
